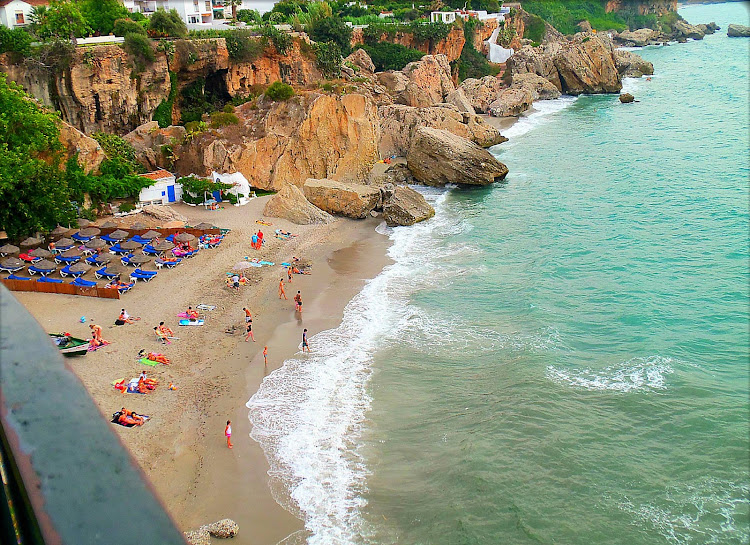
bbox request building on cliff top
[123,0,260,25]
[138,170,182,206]
[0,0,46,29]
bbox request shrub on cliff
[261,25,292,55]
[360,43,423,72]
[313,41,343,78]
[0,26,33,59]
[307,16,352,54]
[148,8,187,38]
[80,0,128,36]
[123,32,155,69]
[114,18,147,37]
[153,71,177,128]
[225,30,268,62]
[210,111,240,128]
[265,81,295,101]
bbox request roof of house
[140,169,174,181]
[0,0,48,7]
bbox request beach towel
[196,304,216,311]
[179,319,204,326]
[139,357,161,367]
[256,220,273,226]
[88,340,111,352]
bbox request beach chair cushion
[29,265,55,276]
[38,276,63,283]
[71,277,97,288]
[7,274,32,280]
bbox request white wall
[0,0,34,29]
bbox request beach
[13,196,392,544]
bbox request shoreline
[12,197,392,544]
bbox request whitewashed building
[138,169,183,205]
[0,0,45,29]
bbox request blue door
[212,190,222,202]
[167,185,176,203]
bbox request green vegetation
[521,1,627,34]
[123,32,155,71]
[209,111,240,128]
[313,41,343,78]
[236,9,261,24]
[147,8,187,38]
[224,31,268,62]
[307,15,352,53]
[0,26,33,59]
[178,175,233,204]
[262,25,293,55]
[80,0,128,36]
[265,81,295,101]
[113,18,147,37]
[30,0,90,42]
[153,71,177,128]
[0,74,148,238]
[523,14,546,45]
[454,17,499,81]
[362,20,453,46]
[360,42,423,71]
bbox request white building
[138,169,183,206]
[430,11,456,24]
[0,0,45,29]
[211,171,253,206]
[125,0,260,25]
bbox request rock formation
[488,87,534,117]
[382,185,435,226]
[406,127,508,186]
[616,28,660,47]
[350,27,466,62]
[303,178,381,219]
[614,49,654,78]
[727,24,750,38]
[378,104,506,157]
[445,88,475,113]
[619,93,635,103]
[377,55,454,108]
[58,121,106,173]
[510,73,562,100]
[263,184,335,225]
[204,518,240,538]
[124,121,186,171]
[344,48,375,75]
[458,76,505,114]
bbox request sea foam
[545,355,676,392]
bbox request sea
[247,3,750,544]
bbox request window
[189,15,198,22]
[193,0,199,11]
[205,1,210,11]
[15,11,25,24]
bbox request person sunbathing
[158,322,174,337]
[147,352,170,364]
[138,372,158,393]
[119,408,144,426]
[118,309,138,324]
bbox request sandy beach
[13,196,392,544]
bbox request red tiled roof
[139,169,174,181]
[0,0,48,7]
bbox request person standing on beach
[294,291,302,313]
[243,307,252,323]
[225,420,232,449]
[287,266,292,283]
[263,346,268,365]
[245,317,255,342]
[302,329,310,352]
[279,278,287,299]
[232,274,240,292]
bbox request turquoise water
[248,3,749,543]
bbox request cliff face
[351,27,466,62]
[604,0,677,15]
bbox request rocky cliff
[604,0,677,15]
[350,26,466,62]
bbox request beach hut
[211,171,252,206]
[138,170,183,206]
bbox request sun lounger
[165,234,175,242]
[37,276,63,284]
[28,265,56,276]
[142,245,161,256]
[0,264,23,274]
[105,281,133,294]
[154,258,181,269]
[95,267,120,280]
[60,264,85,277]
[129,269,157,283]
[19,253,40,263]
[108,244,131,255]
[7,274,32,280]
[99,234,119,245]
[53,243,74,252]
[85,255,101,266]
[130,235,151,245]
[71,232,94,242]
[71,277,97,288]
[55,254,81,265]
[120,254,136,266]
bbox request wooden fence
[1,278,120,299]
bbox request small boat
[50,333,88,356]
[178,319,204,326]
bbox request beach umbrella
[76,218,91,228]
[55,237,74,248]
[79,227,101,237]
[62,248,82,258]
[20,237,41,248]
[130,221,147,230]
[30,248,53,258]
[129,254,151,265]
[93,254,113,264]
[85,238,107,250]
[52,225,70,235]
[69,262,90,273]
[1,257,23,268]
[120,240,142,251]
[233,262,252,270]
[104,263,126,275]
[109,229,129,241]
[175,232,195,243]
[99,221,118,229]
[141,230,161,240]
[193,222,216,230]
[31,259,56,271]
[153,240,174,251]
[0,244,19,255]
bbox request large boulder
[369,160,415,186]
[614,49,654,78]
[184,529,210,545]
[124,121,186,171]
[302,178,380,218]
[457,76,504,114]
[672,20,705,40]
[506,46,562,91]
[406,127,508,186]
[510,73,561,100]
[378,104,506,157]
[204,519,240,539]
[58,121,106,173]
[615,28,659,47]
[263,184,335,225]
[445,88,475,113]
[382,186,435,226]
[488,87,534,117]
[345,48,375,74]
[727,24,750,38]
[378,54,455,107]
[696,22,719,35]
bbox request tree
[307,16,352,54]
[225,0,242,20]
[148,9,187,38]
[113,18,147,37]
[80,0,129,36]
[236,9,261,24]
[30,0,90,42]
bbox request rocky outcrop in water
[727,24,750,38]
[406,127,509,186]
[382,185,435,226]
[614,49,654,78]
[615,28,660,47]
[619,93,635,103]
[303,178,381,219]
[263,184,334,225]
[488,87,534,117]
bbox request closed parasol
[104,263,126,275]
[62,248,82,258]
[30,248,53,258]
[193,222,216,230]
[31,259,56,271]
[128,254,151,265]
[79,227,101,237]
[69,262,90,273]
[93,254,113,264]
[99,221,118,229]
[141,230,161,240]
[174,232,196,243]
[20,237,41,248]
[130,221,147,230]
[52,225,70,236]
[120,240,142,250]
[0,244,19,255]
[85,238,107,249]
[1,257,23,268]
[109,229,129,240]
[56,237,75,247]
[76,218,91,228]
[153,240,174,251]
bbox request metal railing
[0,286,187,545]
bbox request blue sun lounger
[71,277,97,288]
[7,274,32,280]
[109,244,132,255]
[95,267,120,280]
[120,254,136,266]
[0,264,23,274]
[130,235,152,245]
[28,265,56,276]
[142,245,160,256]
[60,264,86,277]
[129,269,157,283]
[99,234,119,244]
[55,254,81,265]
[155,258,181,269]
[37,276,63,284]
[53,243,74,252]
[71,232,94,243]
